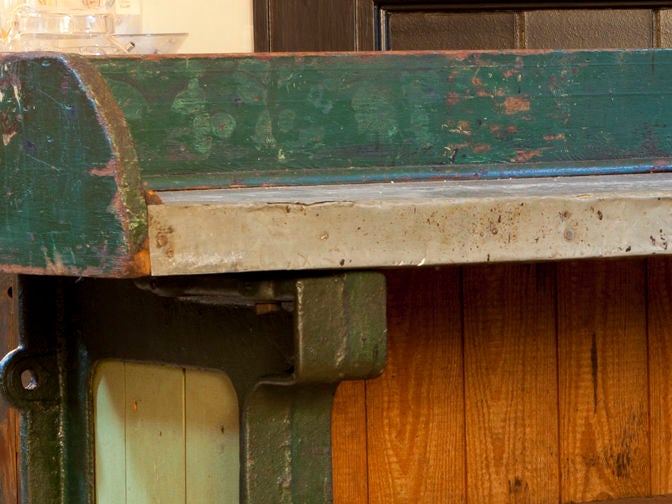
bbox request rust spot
[472,144,492,153]
[132,400,138,412]
[144,190,163,205]
[446,92,460,105]
[256,303,281,315]
[543,133,566,141]
[503,96,531,115]
[126,247,151,277]
[513,149,544,163]
[156,233,169,248]
[89,158,116,177]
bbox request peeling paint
[503,96,531,115]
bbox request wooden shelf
[148,173,672,276]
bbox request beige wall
[119,0,253,53]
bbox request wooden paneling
[332,259,672,503]
[463,263,559,503]
[558,260,650,502]
[0,276,18,504]
[254,0,671,52]
[254,0,356,52]
[185,371,239,503]
[94,362,239,504]
[648,257,672,495]
[365,268,465,503]
[387,11,519,50]
[332,381,369,504]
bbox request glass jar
[5,0,126,54]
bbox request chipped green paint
[5,50,672,276]
[91,50,672,189]
[0,54,147,277]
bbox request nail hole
[20,369,39,391]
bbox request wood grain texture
[0,275,18,503]
[92,51,672,192]
[648,256,672,495]
[366,268,465,503]
[558,259,650,502]
[332,380,369,504]
[462,263,559,503]
[0,55,147,277]
[252,0,270,51]
[355,0,376,50]
[267,0,355,51]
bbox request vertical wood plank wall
[332,258,672,503]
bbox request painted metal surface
[0,54,147,277]
[0,271,386,503]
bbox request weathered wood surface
[558,260,650,501]
[6,50,672,276]
[648,257,672,496]
[332,260,672,503]
[94,50,672,190]
[366,268,465,503]
[463,263,558,503]
[0,54,147,277]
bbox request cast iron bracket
[0,271,386,503]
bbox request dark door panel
[254,0,670,51]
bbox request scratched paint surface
[0,55,146,276]
[93,50,672,189]
[3,50,672,276]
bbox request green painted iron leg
[0,271,386,503]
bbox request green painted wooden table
[1,50,672,503]
[2,51,672,276]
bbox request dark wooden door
[254,0,669,52]
[254,3,672,503]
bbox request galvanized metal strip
[148,174,672,275]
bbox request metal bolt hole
[20,369,39,391]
